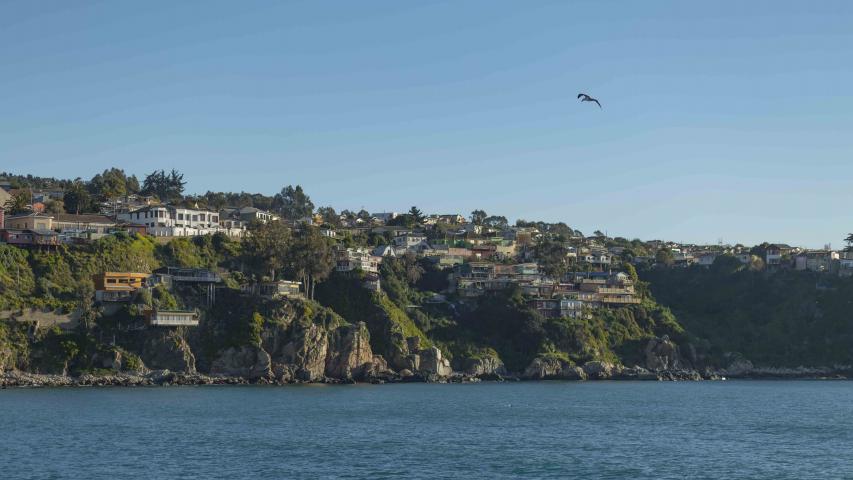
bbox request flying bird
[577,93,601,109]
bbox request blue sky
[2,1,852,247]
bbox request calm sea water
[2,381,852,479]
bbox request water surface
[2,381,851,479]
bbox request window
[178,213,184,220]
[192,215,198,222]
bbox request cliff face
[642,266,853,368]
[142,330,196,373]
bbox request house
[371,212,400,223]
[437,214,466,225]
[579,250,612,270]
[393,232,428,251]
[528,298,585,319]
[336,248,382,273]
[257,280,303,299]
[153,267,221,285]
[320,227,337,238]
[673,252,696,267]
[117,205,234,237]
[100,194,156,217]
[219,207,279,227]
[471,244,497,260]
[92,272,150,302]
[765,245,784,266]
[52,214,117,235]
[31,189,65,203]
[4,213,53,231]
[794,251,839,273]
[0,229,61,248]
[144,309,199,327]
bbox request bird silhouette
[577,93,601,109]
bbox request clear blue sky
[2,1,852,247]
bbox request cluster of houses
[651,242,853,276]
[330,221,638,315]
[4,182,853,323]
[0,188,285,247]
[91,267,304,329]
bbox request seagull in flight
[577,93,602,109]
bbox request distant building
[4,213,53,231]
[0,229,61,248]
[145,309,199,327]
[765,245,783,266]
[437,214,466,225]
[371,212,400,223]
[52,214,116,235]
[117,205,236,237]
[92,272,150,302]
[337,248,382,273]
[244,280,303,299]
[794,250,839,272]
[219,207,279,228]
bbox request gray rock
[582,361,616,379]
[210,345,272,379]
[418,346,452,376]
[462,355,507,376]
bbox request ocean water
[2,381,852,479]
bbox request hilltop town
[2,169,853,386]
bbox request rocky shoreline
[3,363,849,389]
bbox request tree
[622,262,639,283]
[710,255,744,275]
[407,206,424,224]
[655,248,674,267]
[470,209,487,225]
[126,175,140,194]
[287,227,335,300]
[43,199,65,215]
[64,180,93,214]
[141,169,186,203]
[4,189,30,214]
[89,168,134,202]
[242,220,291,280]
[845,233,853,252]
[483,215,508,230]
[317,206,340,227]
[276,185,314,221]
[204,192,228,212]
[534,238,570,290]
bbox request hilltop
[2,169,853,386]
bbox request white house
[337,248,382,274]
[118,205,240,237]
[371,212,400,223]
[393,232,428,251]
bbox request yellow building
[93,272,150,302]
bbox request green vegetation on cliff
[642,260,853,367]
